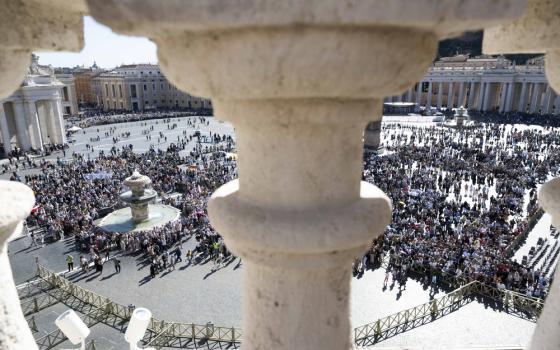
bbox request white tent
[67,125,82,132]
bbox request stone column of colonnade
[484,0,560,349]
[0,105,12,154]
[436,82,443,108]
[12,102,32,151]
[447,82,454,108]
[468,81,477,108]
[0,0,87,349]
[88,1,526,349]
[46,99,66,144]
[25,100,43,151]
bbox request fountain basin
[97,204,181,233]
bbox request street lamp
[55,309,90,350]
[125,307,155,350]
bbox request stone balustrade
[483,1,560,349]
[2,0,558,349]
[0,1,87,348]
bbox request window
[63,86,69,101]
[143,84,147,91]
[119,85,123,98]
[161,84,164,90]
[112,84,116,98]
[105,84,109,96]
[131,85,137,98]
[152,84,156,91]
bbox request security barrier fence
[505,208,545,257]
[354,279,544,345]
[27,263,542,348]
[33,264,241,349]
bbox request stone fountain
[96,170,180,233]
[120,170,157,223]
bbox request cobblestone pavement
[7,117,537,349]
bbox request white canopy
[67,125,82,132]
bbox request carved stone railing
[0,1,542,349]
[83,1,528,349]
[483,1,560,349]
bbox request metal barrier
[505,208,544,257]
[354,279,544,345]
[35,261,539,348]
[35,264,242,348]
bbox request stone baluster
[535,179,560,350]
[0,0,87,97]
[484,1,560,348]
[87,1,526,349]
[0,1,88,348]
[0,181,37,349]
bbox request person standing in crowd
[114,257,121,273]
[66,255,74,272]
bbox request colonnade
[0,98,65,154]
[388,78,559,114]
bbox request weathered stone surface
[484,0,560,92]
[0,0,87,98]
[0,181,36,350]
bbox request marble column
[436,82,443,109]
[467,81,476,108]
[427,82,433,108]
[543,86,554,114]
[457,82,465,108]
[86,1,528,349]
[478,82,486,111]
[530,83,543,114]
[12,102,30,151]
[533,178,560,350]
[483,83,494,111]
[0,104,12,154]
[518,82,528,112]
[416,82,422,106]
[49,99,66,145]
[499,83,507,113]
[447,82,454,108]
[555,95,560,115]
[0,181,36,350]
[25,100,42,151]
[505,82,515,112]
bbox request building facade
[387,55,558,115]
[54,73,79,116]
[92,64,211,112]
[74,66,102,107]
[0,56,66,155]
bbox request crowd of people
[469,110,560,127]
[75,109,213,128]
[10,112,560,298]
[20,116,236,280]
[361,122,560,298]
